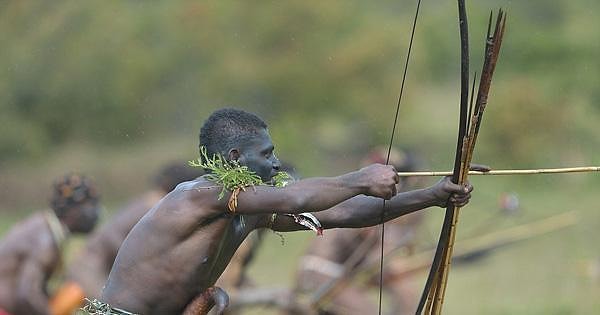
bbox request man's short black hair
[199,108,268,159]
[50,173,99,218]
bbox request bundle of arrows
[417,6,507,315]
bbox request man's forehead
[245,129,274,149]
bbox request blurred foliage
[0,2,598,313]
[0,0,597,205]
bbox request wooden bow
[417,5,507,314]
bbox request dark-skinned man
[96,108,473,315]
[0,174,101,315]
[50,164,204,315]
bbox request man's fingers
[449,198,468,207]
[438,176,474,208]
[450,191,471,206]
[388,165,399,184]
[464,183,473,193]
[448,182,473,194]
[451,195,469,203]
[446,182,464,194]
[383,185,396,200]
[455,201,468,207]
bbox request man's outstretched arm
[267,176,472,231]
[193,164,399,216]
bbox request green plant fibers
[189,146,292,199]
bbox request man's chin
[263,175,276,185]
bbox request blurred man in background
[293,147,425,315]
[0,174,101,315]
[50,163,204,315]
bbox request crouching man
[95,108,473,315]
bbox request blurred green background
[0,0,598,314]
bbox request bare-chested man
[0,174,101,315]
[98,108,473,315]
[50,164,203,315]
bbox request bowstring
[378,0,423,314]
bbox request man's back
[64,162,203,304]
[101,178,262,315]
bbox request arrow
[397,166,600,177]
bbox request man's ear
[228,148,241,162]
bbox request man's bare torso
[0,213,60,313]
[101,178,267,315]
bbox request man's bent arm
[17,260,50,315]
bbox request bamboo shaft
[430,10,507,314]
[398,166,600,177]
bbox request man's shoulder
[0,214,39,255]
[146,177,226,224]
[11,212,59,261]
[173,176,214,191]
[6,212,47,240]
[169,176,224,205]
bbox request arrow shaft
[398,166,600,177]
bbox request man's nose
[272,156,281,171]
